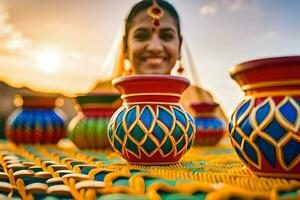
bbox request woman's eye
[134,32,150,41]
[160,32,175,41]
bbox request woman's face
[126,9,181,74]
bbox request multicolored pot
[229,56,300,178]
[108,75,195,165]
[6,95,66,144]
[190,102,226,146]
[68,93,120,149]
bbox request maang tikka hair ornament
[147,0,164,31]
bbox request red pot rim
[229,56,300,94]
[18,95,58,108]
[76,91,120,97]
[113,74,189,85]
[190,102,219,113]
[230,56,300,78]
[112,75,190,95]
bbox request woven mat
[0,139,299,200]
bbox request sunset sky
[0,0,300,115]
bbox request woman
[93,0,192,86]
[92,0,228,123]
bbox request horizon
[0,0,300,115]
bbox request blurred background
[0,0,300,137]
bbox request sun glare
[36,48,63,73]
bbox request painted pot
[190,102,226,146]
[108,75,195,165]
[68,93,120,149]
[6,95,66,144]
[229,56,300,178]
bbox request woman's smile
[142,56,167,66]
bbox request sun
[36,47,63,73]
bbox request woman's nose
[146,35,163,53]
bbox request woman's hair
[124,0,182,43]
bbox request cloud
[262,31,280,39]
[200,4,218,15]
[0,48,103,94]
[0,3,105,94]
[200,0,259,15]
[0,4,29,52]
[221,0,244,11]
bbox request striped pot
[6,95,66,144]
[190,102,226,146]
[68,93,120,149]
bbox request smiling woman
[125,2,181,74]
[119,0,182,75]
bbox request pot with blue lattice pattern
[108,75,195,165]
[229,56,300,178]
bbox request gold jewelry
[123,59,132,75]
[147,0,164,28]
[177,60,184,74]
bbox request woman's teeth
[144,58,164,65]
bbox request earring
[177,60,184,74]
[123,59,132,75]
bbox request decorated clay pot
[6,95,66,144]
[108,75,195,165]
[229,56,300,178]
[190,102,226,146]
[68,93,120,149]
